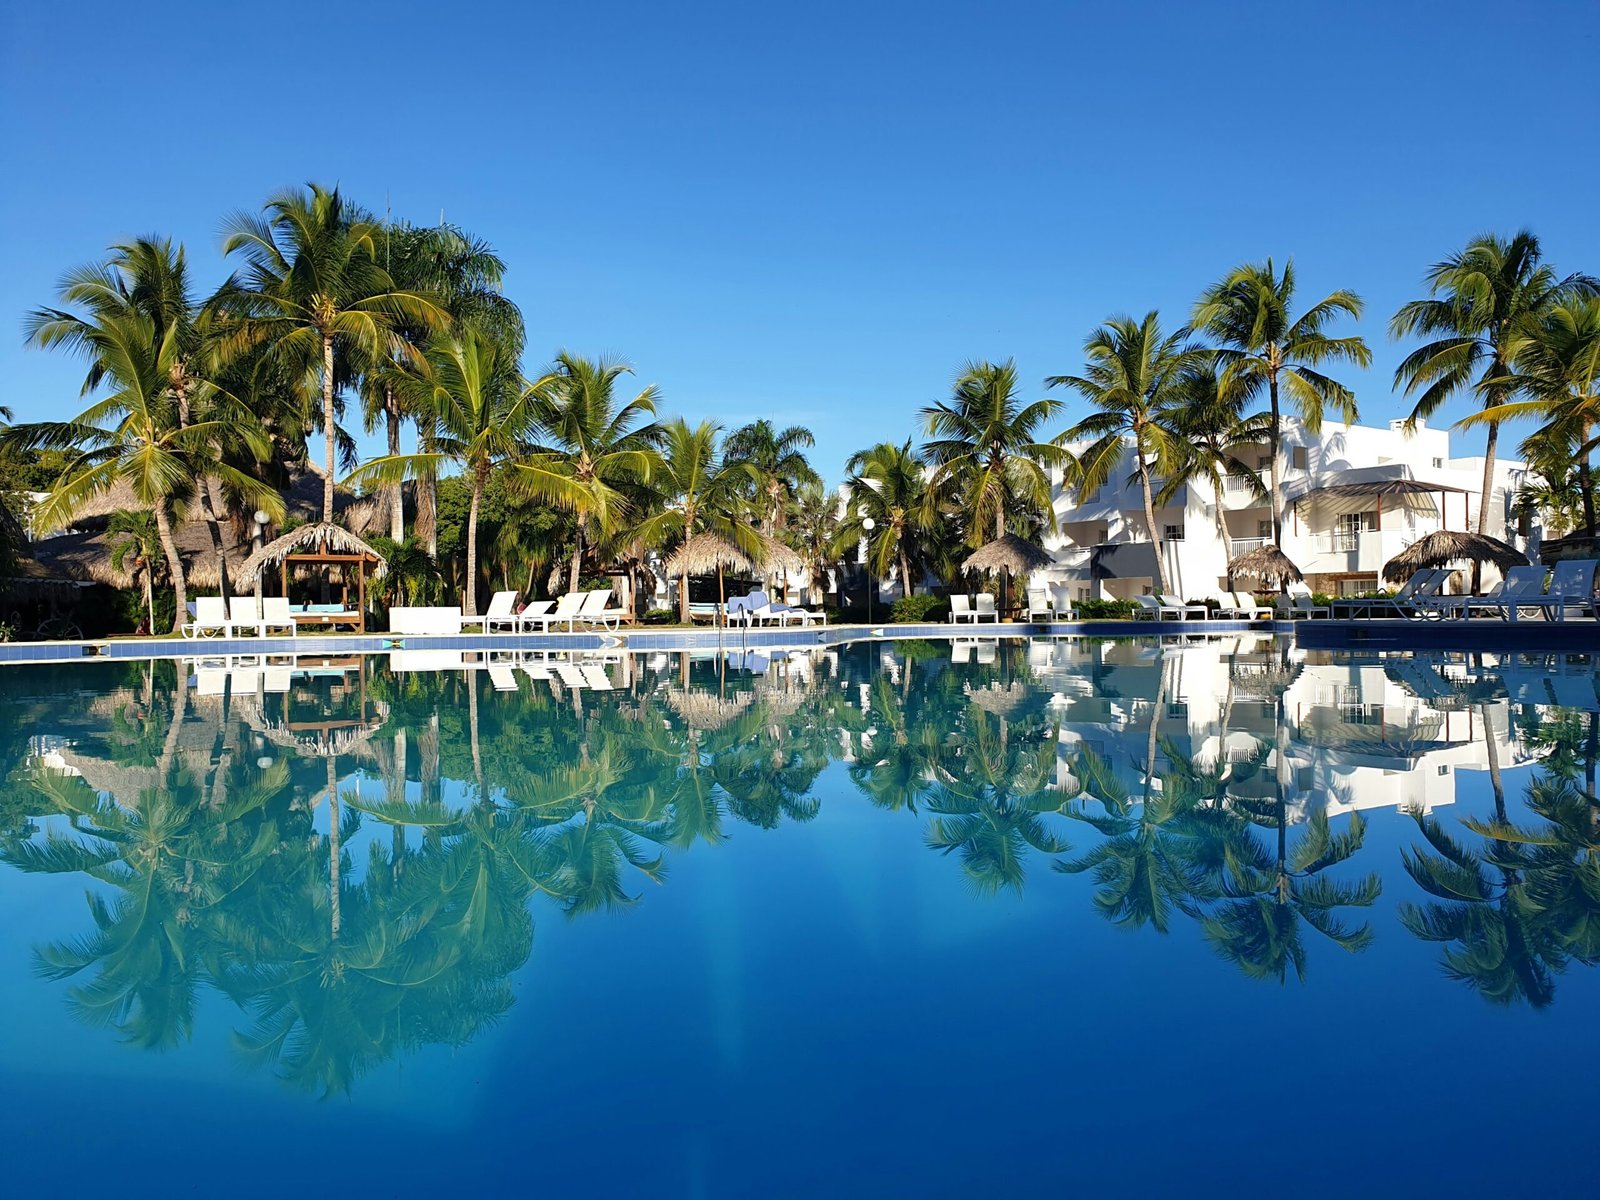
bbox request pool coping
[3,615,1599,665]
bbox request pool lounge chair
[1274,593,1331,619]
[486,664,520,692]
[182,597,235,639]
[973,594,1000,623]
[260,596,297,637]
[576,589,627,630]
[1544,559,1600,620]
[1026,588,1053,621]
[1228,591,1274,619]
[522,592,588,631]
[474,590,520,633]
[949,595,976,624]
[1446,566,1564,623]
[1159,594,1210,620]
[516,599,555,631]
[1329,569,1446,620]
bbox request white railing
[1229,536,1268,555]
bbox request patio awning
[1288,478,1470,520]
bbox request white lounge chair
[949,595,976,624]
[486,664,520,692]
[1274,593,1330,620]
[1159,594,1211,620]
[973,594,1000,623]
[516,599,554,631]
[1330,568,1445,620]
[1229,591,1273,620]
[474,590,520,633]
[229,596,263,635]
[1544,559,1599,621]
[580,664,614,690]
[260,596,297,637]
[182,597,235,639]
[1026,588,1053,621]
[523,592,588,631]
[576,589,626,630]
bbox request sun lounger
[182,596,236,639]
[973,594,1000,623]
[515,599,554,631]
[1158,594,1210,620]
[1026,588,1053,621]
[471,590,519,633]
[1228,591,1274,619]
[259,596,297,637]
[1445,566,1561,622]
[487,664,519,692]
[576,589,627,630]
[521,592,588,631]
[1329,569,1446,620]
[949,595,976,624]
[1273,593,1330,620]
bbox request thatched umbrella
[1228,544,1304,591]
[961,533,1052,616]
[760,536,804,604]
[1381,529,1528,584]
[665,532,756,623]
[237,522,389,585]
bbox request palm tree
[920,359,1070,548]
[1460,294,1600,531]
[1052,312,1209,594]
[837,439,929,599]
[217,183,447,526]
[516,354,661,594]
[634,419,760,622]
[724,420,819,531]
[25,237,253,596]
[106,510,162,632]
[783,479,841,607]
[1193,259,1370,546]
[5,310,282,631]
[1156,367,1271,584]
[366,222,521,549]
[1390,232,1593,536]
[348,326,549,615]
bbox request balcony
[1228,536,1269,556]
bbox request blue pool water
[1,636,1596,1197]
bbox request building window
[1432,457,1443,468]
[1164,523,1185,541]
[1167,702,1188,719]
[1296,767,1314,791]
[1258,519,1272,539]
[1291,447,1309,470]
[1257,454,1272,471]
[1333,512,1362,552]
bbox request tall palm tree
[1156,367,1271,584]
[1052,312,1209,594]
[517,354,661,594]
[1390,232,1593,535]
[1460,294,1600,530]
[920,359,1071,547]
[783,479,841,607]
[217,184,447,526]
[4,310,281,631]
[347,325,550,615]
[26,238,252,596]
[633,419,759,621]
[837,439,929,598]
[366,222,520,549]
[724,419,819,531]
[1193,259,1369,546]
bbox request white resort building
[1036,416,1538,601]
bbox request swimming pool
[1,635,1595,1196]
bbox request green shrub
[642,608,676,625]
[1076,598,1138,620]
[890,594,947,623]
[1311,592,1334,608]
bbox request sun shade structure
[1381,530,1529,584]
[1227,543,1305,586]
[961,533,1053,576]
[665,532,755,578]
[236,522,388,633]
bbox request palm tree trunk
[415,425,438,558]
[1213,478,1233,588]
[1138,457,1169,594]
[898,543,913,600]
[1579,423,1597,533]
[678,570,690,623]
[326,756,341,942]
[321,334,337,525]
[196,480,231,601]
[386,386,404,542]
[569,522,585,595]
[154,502,187,635]
[1268,375,1284,546]
[464,464,484,616]
[1477,419,1499,535]
[144,565,156,634]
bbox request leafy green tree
[218,183,447,525]
[1193,259,1369,546]
[349,326,548,614]
[1391,232,1592,535]
[837,439,930,597]
[517,354,662,594]
[724,419,819,531]
[920,358,1070,547]
[1052,312,1208,594]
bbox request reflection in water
[1,637,1598,1092]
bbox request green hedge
[890,594,948,623]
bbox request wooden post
[357,559,367,634]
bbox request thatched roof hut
[666,532,756,578]
[237,522,388,585]
[760,537,804,573]
[1381,530,1528,583]
[26,467,390,589]
[665,687,755,731]
[1228,544,1304,586]
[961,534,1052,576]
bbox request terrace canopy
[1288,478,1472,528]
[237,522,387,633]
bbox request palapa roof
[1227,543,1304,585]
[26,468,389,589]
[1381,530,1528,583]
[237,522,388,585]
[665,531,756,577]
[760,536,804,573]
[961,533,1052,576]
[665,687,755,731]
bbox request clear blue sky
[3,0,1596,483]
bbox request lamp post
[251,510,269,604]
[861,517,876,626]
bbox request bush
[890,594,947,623]
[1311,592,1334,608]
[1076,598,1138,620]
[641,608,677,625]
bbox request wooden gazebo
[237,522,388,633]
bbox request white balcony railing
[1228,536,1269,555]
